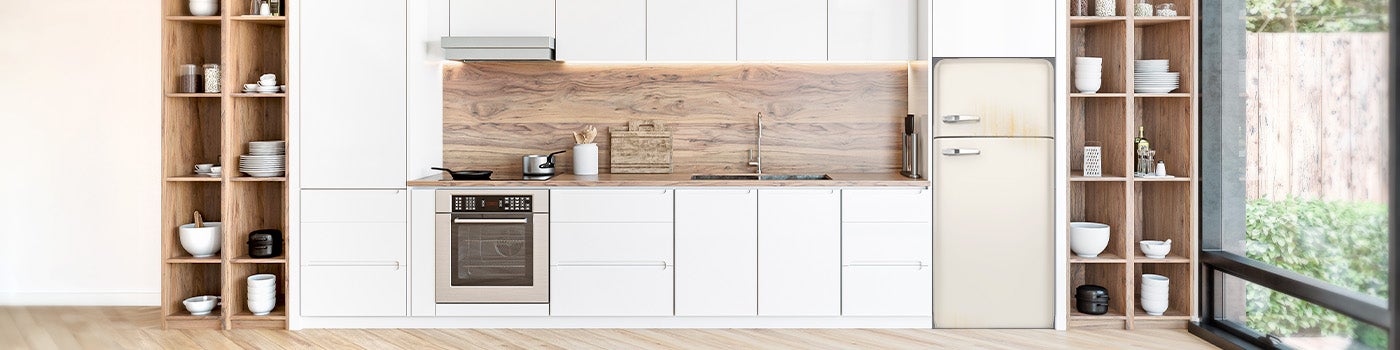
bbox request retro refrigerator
[932,58,1055,328]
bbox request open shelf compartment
[1134,97,1194,178]
[228,20,287,92]
[225,263,288,329]
[1133,21,1195,95]
[1069,263,1129,329]
[164,98,223,178]
[1071,97,1129,179]
[227,98,287,180]
[163,263,222,329]
[1070,182,1130,262]
[1133,264,1193,321]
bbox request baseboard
[299,316,935,329]
[0,290,160,306]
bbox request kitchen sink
[690,174,833,181]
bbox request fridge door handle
[942,148,981,156]
[941,115,981,123]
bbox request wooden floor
[1,307,1218,349]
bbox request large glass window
[1200,0,1392,348]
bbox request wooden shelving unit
[161,0,289,330]
[1066,0,1198,330]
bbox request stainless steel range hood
[441,36,555,61]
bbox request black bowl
[1076,300,1110,315]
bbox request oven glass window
[451,215,533,286]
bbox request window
[1199,0,1393,349]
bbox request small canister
[247,229,283,258]
[202,63,221,93]
[178,64,201,93]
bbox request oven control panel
[452,195,532,212]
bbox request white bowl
[188,1,218,16]
[248,301,276,315]
[1141,274,1170,288]
[1070,222,1110,257]
[182,295,220,316]
[1140,300,1169,315]
[178,222,222,258]
[247,287,276,295]
[1074,79,1102,94]
[1140,240,1171,258]
[247,274,276,284]
[1075,57,1104,64]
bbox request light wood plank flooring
[1,307,1218,349]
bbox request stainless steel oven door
[435,212,549,303]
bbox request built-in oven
[435,190,548,303]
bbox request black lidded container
[1075,285,1111,315]
[247,229,283,258]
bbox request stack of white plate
[240,140,285,177]
[1074,57,1104,94]
[246,274,276,316]
[1134,60,1180,94]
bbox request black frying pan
[432,167,492,180]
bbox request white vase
[573,143,598,175]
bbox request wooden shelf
[230,176,286,182]
[1072,92,1128,98]
[165,16,221,24]
[1133,17,1191,26]
[1133,176,1191,182]
[1070,310,1128,320]
[165,93,222,98]
[231,16,286,26]
[1071,16,1127,27]
[231,93,286,98]
[1070,252,1127,263]
[1132,309,1192,320]
[165,175,222,182]
[230,304,286,320]
[1071,170,1129,182]
[166,255,221,264]
[231,256,287,264]
[1134,93,1191,98]
[1133,253,1191,263]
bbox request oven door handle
[453,218,529,224]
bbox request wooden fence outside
[1245,32,1389,203]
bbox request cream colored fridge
[931,58,1054,328]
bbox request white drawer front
[301,265,407,317]
[301,190,407,223]
[301,222,407,263]
[551,223,673,263]
[550,265,673,316]
[842,189,931,223]
[842,265,932,316]
[550,189,673,223]
[843,223,933,264]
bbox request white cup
[194,163,214,173]
[243,83,259,91]
[209,166,222,175]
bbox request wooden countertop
[407,173,929,188]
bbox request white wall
[0,0,161,305]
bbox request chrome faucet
[747,112,764,174]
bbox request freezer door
[933,58,1054,138]
[932,137,1054,328]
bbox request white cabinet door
[550,265,673,316]
[301,265,407,316]
[300,190,407,223]
[828,0,915,61]
[842,222,933,316]
[556,0,646,61]
[301,223,407,263]
[300,0,406,189]
[758,189,840,316]
[448,0,555,36]
[550,223,673,263]
[929,0,1055,57]
[647,0,737,61]
[842,189,932,223]
[550,189,673,223]
[674,190,757,316]
[737,0,826,60]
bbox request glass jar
[1156,3,1178,16]
[178,64,201,93]
[202,63,221,93]
[1135,0,1154,16]
[1095,0,1116,16]
[1073,0,1090,16]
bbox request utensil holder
[573,143,598,175]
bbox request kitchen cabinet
[301,264,407,317]
[301,223,407,263]
[842,222,933,316]
[758,189,840,316]
[447,0,555,37]
[737,0,827,60]
[929,0,1055,57]
[675,190,758,316]
[828,0,916,61]
[842,189,932,223]
[550,189,673,223]
[556,0,646,61]
[301,0,406,189]
[300,190,407,223]
[646,0,738,61]
[550,222,674,316]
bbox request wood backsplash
[443,62,909,175]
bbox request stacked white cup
[1140,274,1170,315]
[1074,57,1104,94]
[247,274,277,315]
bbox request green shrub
[1244,198,1388,339]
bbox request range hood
[440,36,555,61]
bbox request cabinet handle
[942,148,981,156]
[454,218,528,224]
[844,261,928,269]
[941,115,981,123]
[305,261,402,270]
[553,261,670,270]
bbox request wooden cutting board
[610,120,673,173]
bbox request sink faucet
[747,112,764,174]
